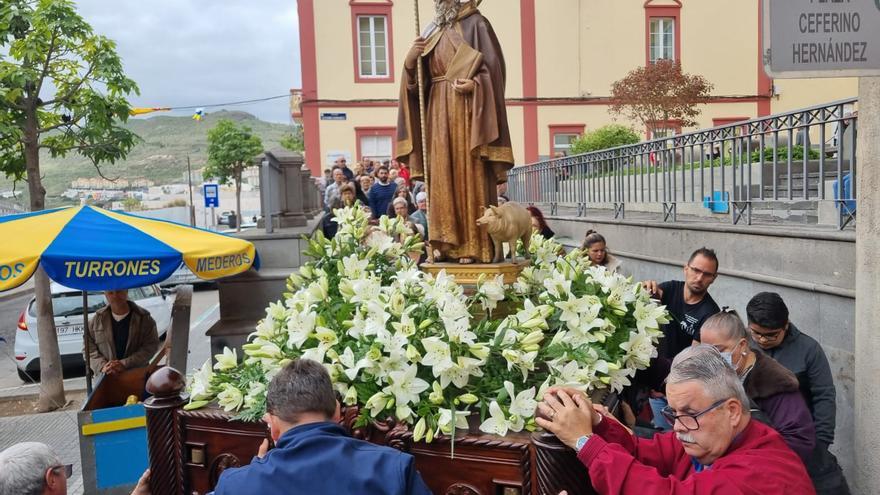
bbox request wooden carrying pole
[414,0,433,262]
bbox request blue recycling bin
[833,174,856,213]
[702,191,729,213]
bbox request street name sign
[763,0,880,78]
[203,184,219,208]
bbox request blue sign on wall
[203,184,219,208]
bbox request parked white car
[13,283,173,381]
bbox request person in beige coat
[84,289,160,376]
[582,230,623,274]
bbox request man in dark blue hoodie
[212,359,431,495]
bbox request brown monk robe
[396,1,514,263]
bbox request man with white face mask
[537,345,814,494]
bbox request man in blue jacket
[213,359,432,495]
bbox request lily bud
[457,393,479,405]
[412,417,427,442]
[520,330,544,346]
[425,426,434,443]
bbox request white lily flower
[386,364,429,407]
[188,360,214,401]
[504,381,538,418]
[217,383,244,412]
[213,347,238,372]
[421,337,454,373]
[438,408,470,434]
[244,382,266,409]
[620,330,659,368]
[479,401,513,436]
[438,356,484,389]
[634,301,670,332]
[341,254,369,279]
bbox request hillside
[0,110,295,207]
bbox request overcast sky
[74,0,301,123]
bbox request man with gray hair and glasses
[0,442,151,495]
[538,345,814,494]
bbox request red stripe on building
[520,0,539,163]
[757,0,772,116]
[298,0,322,176]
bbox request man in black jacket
[746,292,850,495]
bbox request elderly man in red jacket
[538,344,814,494]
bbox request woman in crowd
[582,230,622,273]
[386,184,417,217]
[322,183,357,239]
[354,174,370,205]
[699,311,816,461]
[527,206,555,238]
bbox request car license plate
[58,325,84,336]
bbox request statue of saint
[396,0,514,264]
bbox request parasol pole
[414,0,434,263]
[83,291,93,394]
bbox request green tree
[121,196,142,211]
[610,60,713,138]
[0,0,139,410]
[204,119,263,232]
[280,123,304,152]
[570,124,641,155]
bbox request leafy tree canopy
[0,0,140,186]
[610,60,713,134]
[204,118,263,185]
[570,124,641,155]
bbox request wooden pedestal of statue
[144,369,604,495]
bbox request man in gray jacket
[746,292,849,495]
[84,289,160,376]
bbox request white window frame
[649,17,675,63]
[552,133,580,156]
[357,15,389,78]
[360,135,393,162]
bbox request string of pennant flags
[128,93,292,120]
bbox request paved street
[0,288,218,397]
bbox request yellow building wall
[306,1,862,167]
[681,0,758,97]
[770,78,858,114]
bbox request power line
[166,93,292,111]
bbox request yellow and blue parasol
[0,205,259,292]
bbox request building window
[549,124,585,157]
[649,18,674,62]
[350,2,395,84]
[356,127,396,163]
[358,16,388,78]
[644,1,681,65]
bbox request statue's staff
[413,0,434,263]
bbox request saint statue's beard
[434,0,460,27]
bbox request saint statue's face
[434,0,460,26]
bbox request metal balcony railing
[507,98,858,229]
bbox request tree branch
[34,25,60,101]
[42,63,95,108]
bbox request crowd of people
[0,182,849,494]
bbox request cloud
[73,0,301,123]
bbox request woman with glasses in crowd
[699,310,816,461]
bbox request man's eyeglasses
[660,398,728,431]
[749,327,784,342]
[687,265,717,279]
[50,464,73,479]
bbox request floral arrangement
[185,205,668,442]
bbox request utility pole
[187,155,195,226]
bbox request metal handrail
[507,98,858,229]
